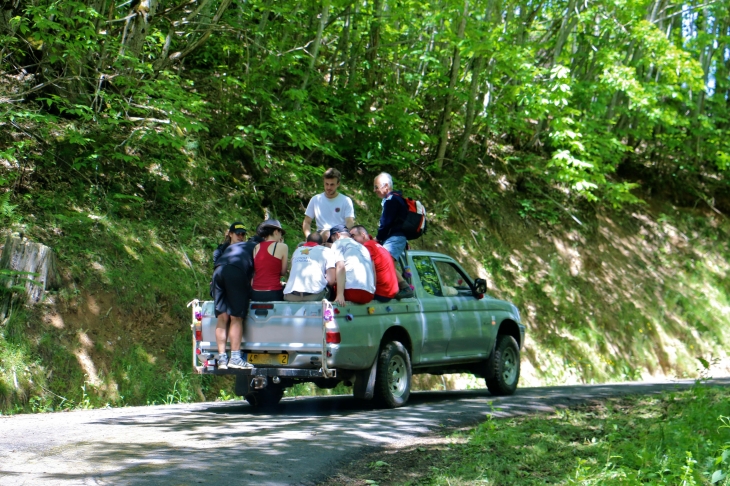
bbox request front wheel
[373,341,412,408]
[485,334,520,396]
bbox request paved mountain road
[1,378,728,486]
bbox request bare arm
[278,244,289,276]
[345,217,355,229]
[303,216,313,239]
[325,267,336,287]
[335,261,346,306]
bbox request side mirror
[474,278,487,295]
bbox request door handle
[451,304,458,311]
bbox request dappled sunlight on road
[3,380,729,486]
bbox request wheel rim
[502,346,518,384]
[388,354,408,398]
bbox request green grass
[398,383,730,485]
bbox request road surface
[1,378,728,486]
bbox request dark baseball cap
[229,222,247,234]
[329,224,349,235]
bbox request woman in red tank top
[252,219,289,301]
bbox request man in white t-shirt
[329,224,375,306]
[303,168,355,242]
[283,233,335,302]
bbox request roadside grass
[324,383,730,486]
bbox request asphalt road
[1,378,729,486]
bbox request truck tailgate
[200,301,323,352]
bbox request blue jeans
[382,235,407,260]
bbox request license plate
[247,353,289,365]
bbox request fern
[0,192,17,221]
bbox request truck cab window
[412,256,443,296]
[434,261,473,297]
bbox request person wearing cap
[252,219,289,301]
[302,168,355,243]
[283,232,336,302]
[349,225,400,302]
[213,222,247,268]
[329,224,375,306]
[373,172,413,295]
[212,223,254,370]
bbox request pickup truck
[190,250,525,408]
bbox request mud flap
[353,357,378,400]
[482,339,497,379]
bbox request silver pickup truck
[190,250,524,408]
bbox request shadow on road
[7,379,730,486]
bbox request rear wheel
[485,334,520,396]
[245,383,285,408]
[373,341,412,408]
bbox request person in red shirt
[252,219,289,301]
[349,225,400,302]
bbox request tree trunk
[0,236,61,319]
[550,0,577,67]
[301,0,331,93]
[458,55,485,161]
[366,0,385,88]
[121,0,158,60]
[435,0,469,169]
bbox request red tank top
[252,241,284,290]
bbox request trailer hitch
[251,376,267,389]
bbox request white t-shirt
[284,245,335,295]
[304,193,355,231]
[331,238,375,293]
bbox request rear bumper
[194,366,337,378]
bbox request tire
[485,334,520,396]
[245,383,285,408]
[373,341,412,408]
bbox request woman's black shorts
[212,264,250,318]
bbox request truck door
[411,256,451,362]
[432,259,491,358]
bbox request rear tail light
[196,348,201,355]
[326,331,341,344]
[195,330,202,341]
[251,304,274,309]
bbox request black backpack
[393,193,427,240]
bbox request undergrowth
[368,382,730,485]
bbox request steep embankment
[1,169,729,413]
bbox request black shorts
[213,264,250,318]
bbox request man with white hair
[373,172,412,295]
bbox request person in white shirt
[329,224,375,306]
[302,168,355,242]
[284,233,336,302]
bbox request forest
[0,0,729,412]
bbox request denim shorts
[382,235,407,260]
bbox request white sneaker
[228,355,253,369]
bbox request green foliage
[392,385,730,485]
